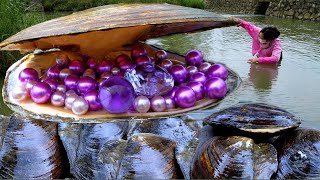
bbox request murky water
[147,14,320,129]
[1,14,319,129]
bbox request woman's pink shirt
[238,18,282,64]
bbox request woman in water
[231,17,282,64]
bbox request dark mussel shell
[191,136,278,179]
[204,103,301,136]
[58,122,128,179]
[273,128,320,179]
[128,117,202,179]
[117,133,183,179]
[0,113,64,179]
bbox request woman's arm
[237,18,261,39]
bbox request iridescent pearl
[72,97,89,115]
[111,67,120,75]
[12,85,28,101]
[26,80,37,92]
[164,96,175,109]
[150,95,166,112]
[59,68,72,80]
[133,95,151,113]
[198,62,211,73]
[65,93,78,109]
[66,90,77,97]
[187,66,198,76]
[51,91,65,107]
[56,85,67,93]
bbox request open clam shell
[273,128,320,179]
[0,113,65,178]
[204,103,301,136]
[191,136,278,179]
[1,4,240,123]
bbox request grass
[0,0,205,73]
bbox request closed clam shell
[191,136,278,179]
[128,117,203,179]
[117,133,183,179]
[58,122,128,179]
[0,113,65,178]
[204,103,301,136]
[273,128,320,179]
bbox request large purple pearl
[19,68,39,84]
[169,65,189,83]
[206,64,229,81]
[185,50,204,67]
[150,95,166,112]
[189,72,207,84]
[64,74,79,91]
[69,60,85,75]
[77,76,97,95]
[47,65,61,79]
[198,62,211,73]
[30,82,52,104]
[204,77,227,99]
[99,77,135,114]
[187,81,205,100]
[174,86,196,108]
[84,90,102,111]
[164,96,175,109]
[133,96,151,113]
[166,86,179,99]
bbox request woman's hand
[228,17,241,26]
[247,58,259,64]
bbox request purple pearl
[100,72,113,79]
[84,90,102,111]
[44,78,59,93]
[69,60,85,75]
[155,50,168,62]
[87,58,97,69]
[160,59,173,70]
[30,82,52,104]
[77,76,97,95]
[198,62,211,73]
[187,81,205,100]
[174,86,196,108]
[47,65,61,79]
[150,95,166,112]
[64,74,79,90]
[185,50,204,67]
[166,86,179,99]
[169,65,189,83]
[189,72,207,84]
[187,66,198,76]
[111,67,121,75]
[135,55,151,66]
[206,64,229,81]
[133,95,151,113]
[19,68,39,84]
[204,77,227,99]
[164,96,176,109]
[97,60,114,74]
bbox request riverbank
[204,0,320,21]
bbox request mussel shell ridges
[191,136,278,179]
[204,103,301,136]
[117,133,183,179]
[273,128,320,179]
[0,113,64,179]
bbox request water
[1,14,319,129]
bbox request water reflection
[248,64,279,91]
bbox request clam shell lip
[0,4,237,51]
[2,46,241,123]
[204,103,301,134]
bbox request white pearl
[72,97,89,115]
[56,85,67,93]
[51,91,65,107]
[134,96,151,113]
[12,86,28,101]
[65,94,78,109]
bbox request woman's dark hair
[260,27,280,41]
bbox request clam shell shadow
[0,113,64,178]
[273,128,320,179]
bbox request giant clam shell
[117,133,183,179]
[273,128,320,179]
[204,103,301,136]
[58,122,128,179]
[128,117,203,179]
[191,136,278,179]
[0,113,65,178]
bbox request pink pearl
[150,95,166,112]
[164,96,175,109]
[133,96,151,113]
[72,97,89,115]
[12,85,28,101]
[51,91,65,107]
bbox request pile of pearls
[13,47,228,115]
